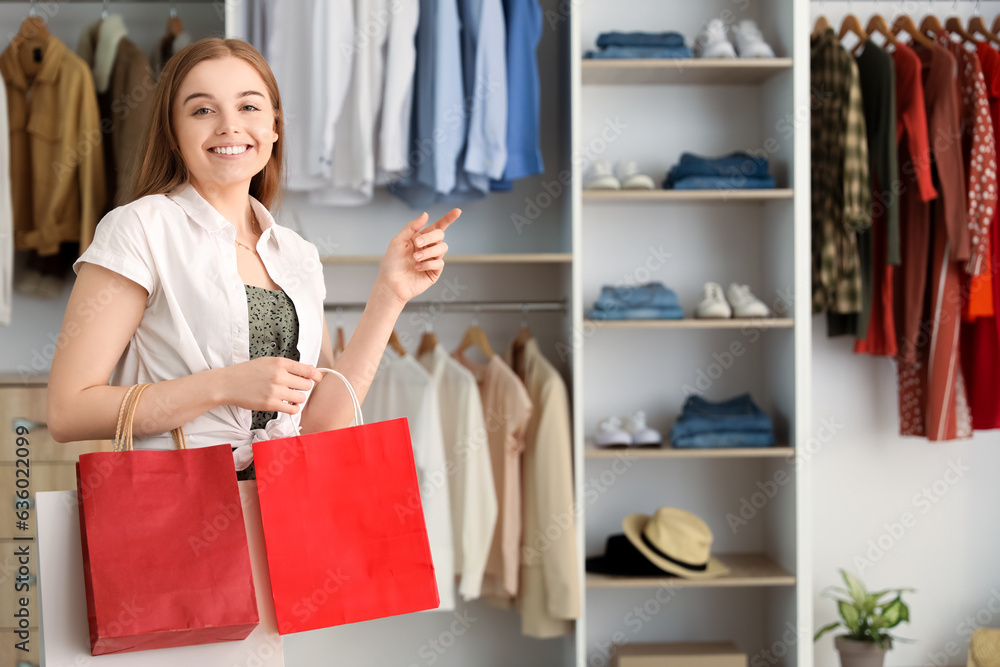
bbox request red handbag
[252,369,439,634]
[77,384,259,655]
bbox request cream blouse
[73,183,327,470]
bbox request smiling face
[172,56,279,193]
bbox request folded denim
[587,306,685,320]
[597,31,686,48]
[671,393,774,439]
[672,431,776,448]
[585,46,694,59]
[665,175,776,190]
[665,152,771,183]
[593,282,680,309]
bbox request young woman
[46,39,460,479]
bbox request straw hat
[969,629,1000,667]
[623,507,730,580]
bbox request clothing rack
[323,300,567,313]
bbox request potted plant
[814,569,913,667]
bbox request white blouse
[73,183,327,469]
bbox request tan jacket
[507,338,580,638]
[78,15,155,208]
[1,35,105,256]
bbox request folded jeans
[586,45,693,59]
[593,282,680,310]
[588,306,685,320]
[596,31,686,48]
[665,151,771,183]
[672,431,776,448]
[665,175,776,190]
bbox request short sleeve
[73,205,156,296]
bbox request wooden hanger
[334,325,346,358]
[812,15,831,40]
[838,13,868,47]
[971,14,1000,46]
[892,15,935,48]
[417,330,438,357]
[387,330,407,357]
[945,15,976,44]
[919,14,944,38]
[992,13,1000,38]
[15,13,50,73]
[864,14,898,49]
[455,324,494,360]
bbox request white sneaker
[614,160,655,190]
[584,160,621,190]
[695,282,732,319]
[727,283,770,318]
[594,416,631,447]
[694,19,736,58]
[732,20,775,58]
[624,411,661,446]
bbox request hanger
[893,14,936,48]
[101,0,110,20]
[838,12,868,47]
[969,0,1000,45]
[919,13,944,38]
[992,12,1000,38]
[417,305,439,358]
[167,1,183,37]
[455,307,494,360]
[946,0,976,44]
[334,326,346,357]
[387,330,407,357]
[16,1,50,70]
[813,15,831,39]
[864,14,898,49]
[510,305,533,379]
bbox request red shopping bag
[252,369,439,634]
[77,383,259,655]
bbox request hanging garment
[365,348,456,611]
[453,351,531,602]
[0,79,10,325]
[376,0,420,184]
[962,43,1000,429]
[77,15,156,209]
[149,29,192,80]
[389,0,465,207]
[490,0,544,190]
[853,42,899,356]
[418,344,498,602]
[1,35,105,256]
[505,338,579,639]
[897,42,972,441]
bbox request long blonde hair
[128,38,284,209]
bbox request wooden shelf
[585,445,793,459]
[585,318,793,329]
[583,189,793,202]
[581,58,793,85]
[320,253,573,264]
[586,553,795,589]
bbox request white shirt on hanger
[376,0,420,184]
[419,344,497,601]
[72,183,327,470]
[364,348,456,610]
[0,79,11,326]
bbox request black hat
[585,533,672,577]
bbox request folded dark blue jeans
[597,31,686,48]
[586,45,693,59]
[671,394,774,439]
[665,152,771,184]
[672,431,776,448]
[587,305,685,320]
[666,175,776,190]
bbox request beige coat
[1,35,105,255]
[507,338,581,638]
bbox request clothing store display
[505,337,579,639]
[615,160,655,190]
[77,14,156,208]
[72,183,327,469]
[583,160,621,190]
[365,348,456,611]
[731,20,775,58]
[664,151,776,190]
[726,283,769,318]
[1,33,106,256]
[419,344,498,602]
[587,282,684,320]
[454,351,531,602]
[585,533,669,577]
[693,19,736,59]
[490,0,544,190]
[810,29,871,323]
[594,416,631,447]
[0,79,10,326]
[695,282,732,319]
[853,41,899,357]
[670,394,776,449]
[623,410,662,446]
[623,507,730,579]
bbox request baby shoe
[625,410,662,447]
[614,160,656,190]
[727,283,770,318]
[594,416,631,447]
[695,282,733,319]
[694,19,737,58]
[584,160,621,190]
[732,20,775,58]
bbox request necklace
[234,209,261,257]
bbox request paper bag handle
[114,383,187,452]
[314,368,364,427]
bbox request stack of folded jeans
[663,152,776,190]
[587,282,684,320]
[585,31,693,59]
[671,394,776,448]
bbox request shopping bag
[38,482,284,666]
[252,368,439,634]
[76,383,259,655]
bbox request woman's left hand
[376,208,461,304]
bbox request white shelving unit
[572,2,812,667]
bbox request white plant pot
[835,636,892,667]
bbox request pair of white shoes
[696,282,770,319]
[584,160,655,191]
[694,19,775,59]
[594,411,662,447]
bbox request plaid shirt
[811,30,872,315]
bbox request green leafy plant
[813,569,914,649]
